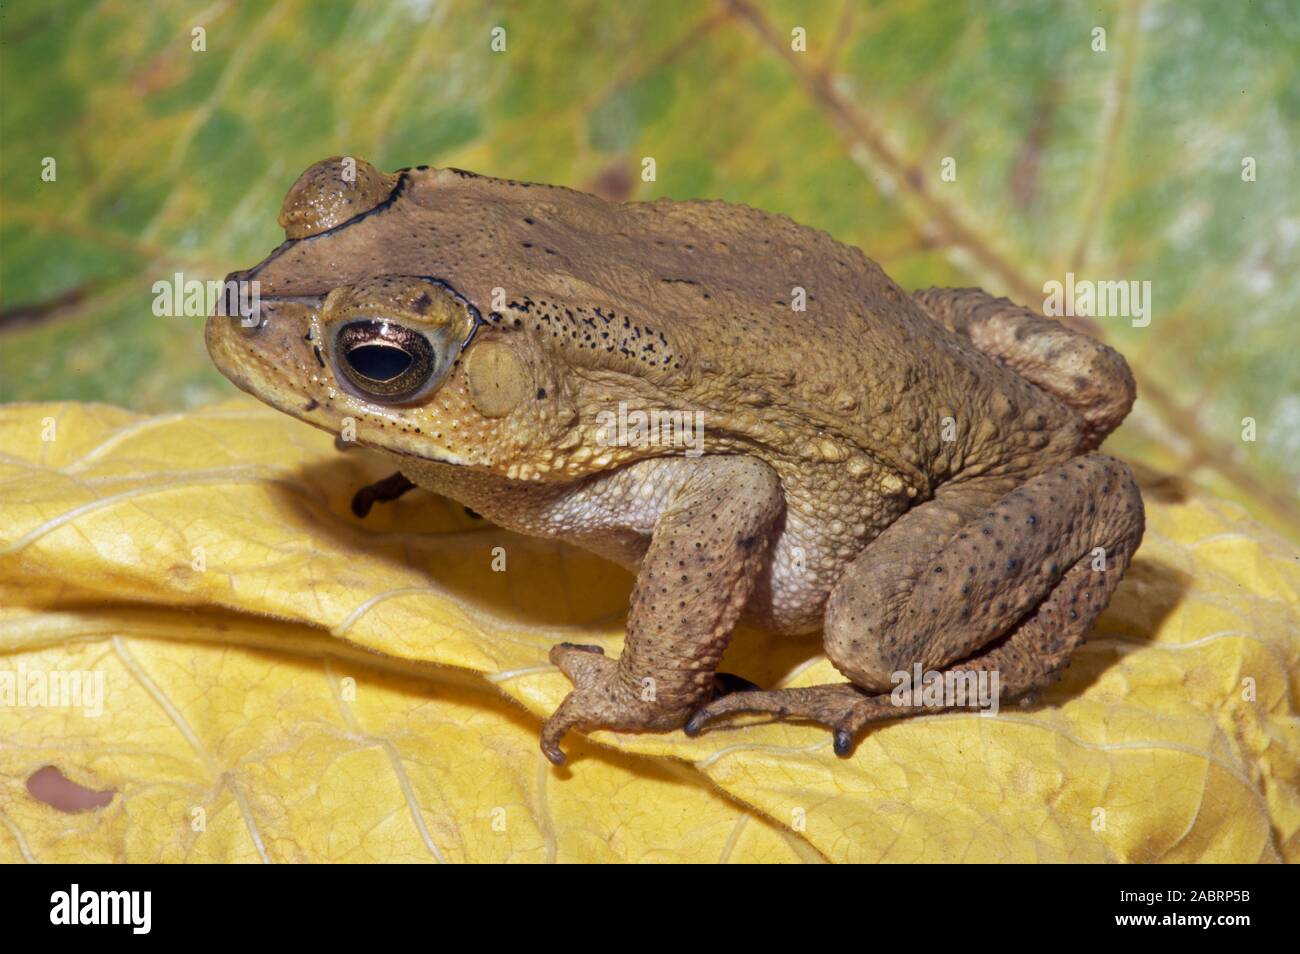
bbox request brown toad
[206,157,1144,764]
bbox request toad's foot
[538,455,783,765]
[541,643,685,766]
[684,684,902,756]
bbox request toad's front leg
[541,455,783,765]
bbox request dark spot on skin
[536,387,546,399]
[303,399,319,412]
[313,345,325,368]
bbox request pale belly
[395,451,898,637]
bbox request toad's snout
[204,274,321,407]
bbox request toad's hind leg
[686,454,1144,755]
[913,287,1136,450]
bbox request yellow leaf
[1,401,1296,862]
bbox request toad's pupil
[347,344,413,381]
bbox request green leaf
[1,0,1296,534]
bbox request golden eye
[334,320,437,402]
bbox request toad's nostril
[216,270,266,333]
[235,310,267,335]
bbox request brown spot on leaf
[27,765,114,813]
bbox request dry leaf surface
[1,401,1296,862]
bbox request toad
[206,157,1144,765]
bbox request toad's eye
[334,320,437,402]
[347,343,412,381]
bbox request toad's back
[247,166,1117,491]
